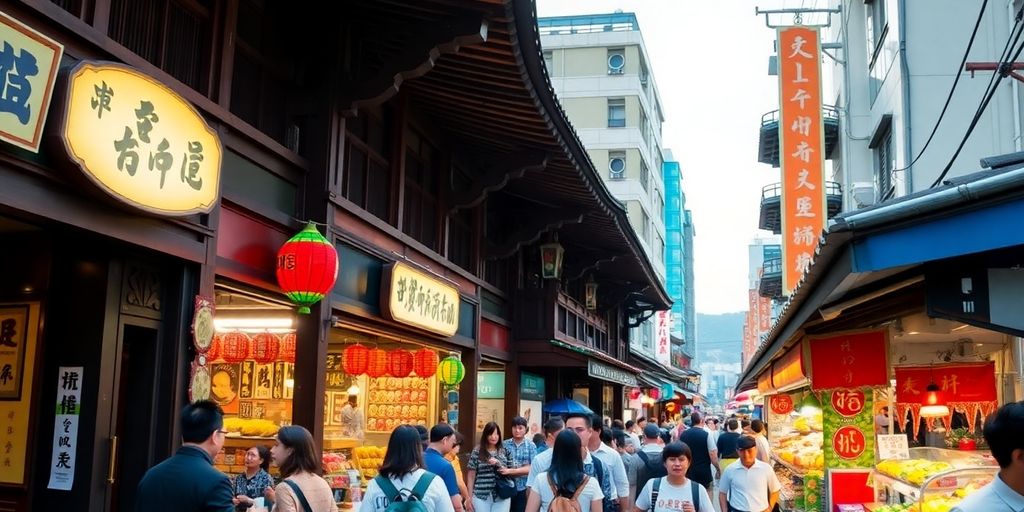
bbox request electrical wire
[879,0,994,200]
[930,25,1024,188]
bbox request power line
[879,0,994,200]
[930,27,1024,188]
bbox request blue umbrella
[543,399,593,415]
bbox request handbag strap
[284,479,314,512]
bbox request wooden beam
[341,17,489,113]
[450,152,548,213]
[486,208,585,260]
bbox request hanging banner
[823,388,874,468]
[893,362,998,438]
[808,330,887,390]
[47,366,83,490]
[655,310,672,367]
[777,25,826,294]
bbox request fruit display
[772,410,825,472]
[322,452,355,489]
[876,459,954,486]
[353,445,386,480]
[366,376,431,431]
[222,417,279,437]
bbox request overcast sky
[537,0,821,314]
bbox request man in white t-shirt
[718,436,780,512]
[633,441,714,512]
[588,414,630,512]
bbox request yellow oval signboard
[61,62,222,216]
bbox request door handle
[106,436,118,485]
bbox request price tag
[877,434,909,460]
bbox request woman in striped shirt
[467,422,513,512]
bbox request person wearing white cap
[717,436,780,512]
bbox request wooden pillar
[458,349,479,448]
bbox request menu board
[365,376,432,432]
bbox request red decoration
[250,333,280,364]
[832,425,866,460]
[894,362,997,403]
[366,348,389,378]
[665,402,677,413]
[388,349,414,378]
[958,438,977,451]
[809,330,888,390]
[648,388,660,400]
[343,344,370,375]
[412,349,439,377]
[280,332,297,363]
[276,223,339,314]
[629,388,642,400]
[207,333,221,361]
[220,332,250,363]
[769,394,794,415]
[830,389,866,417]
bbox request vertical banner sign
[655,310,672,366]
[0,303,39,485]
[823,388,875,469]
[47,366,83,490]
[778,26,826,295]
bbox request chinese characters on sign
[809,330,888,390]
[48,366,83,491]
[777,26,826,295]
[61,62,222,216]
[0,10,63,152]
[382,262,460,337]
[0,306,28,400]
[824,388,874,468]
[655,310,672,367]
[769,394,794,415]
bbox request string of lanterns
[342,344,465,386]
[210,332,297,364]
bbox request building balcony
[758,105,839,167]
[759,181,843,234]
[758,257,783,299]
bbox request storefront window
[602,385,614,420]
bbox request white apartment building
[828,0,1024,207]
[539,12,669,355]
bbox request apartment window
[866,0,888,64]
[607,98,626,128]
[639,59,649,87]
[657,196,665,221]
[607,48,625,74]
[609,151,626,179]
[871,116,894,200]
[543,50,554,74]
[640,110,649,145]
[639,159,649,191]
[641,210,650,242]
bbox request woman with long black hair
[360,425,454,512]
[268,426,338,512]
[525,430,603,512]
[466,422,513,512]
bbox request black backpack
[635,450,668,495]
[588,453,619,512]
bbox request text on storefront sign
[587,360,638,387]
[381,262,460,336]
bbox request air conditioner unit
[609,157,626,179]
[851,181,876,209]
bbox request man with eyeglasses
[135,399,234,512]
[526,413,616,512]
[426,423,466,512]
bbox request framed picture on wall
[0,305,30,401]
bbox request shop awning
[549,339,642,374]
[737,154,1024,389]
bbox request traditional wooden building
[0,1,667,510]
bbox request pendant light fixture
[920,381,950,418]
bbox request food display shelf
[773,453,809,478]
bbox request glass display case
[766,391,825,512]
[872,447,997,511]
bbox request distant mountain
[696,312,745,343]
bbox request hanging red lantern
[251,333,281,364]
[648,388,661,400]
[206,333,222,361]
[220,332,250,363]
[343,344,370,375]
[280,332,297,363]
[366,348,389,378]
[276,223,339,314]
[388,349,414,378]
[629,388,642,400]
[413,349,439,377]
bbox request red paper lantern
[207,333,222,361]
[388,349,414,378]
[629,388,642,400]
[413,349,439,377]
[280,332,297,363]
[220,332,250,363]
[251,333,281,364]
[648,388,661,400]
[366,348,389,378]
[276,223,339,314]
[343,344,369,375]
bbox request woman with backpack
[268,425,338,512]
[466,422,514,512]
[525,430,604,512]
[360,425,454,512]
[633,442,714,512]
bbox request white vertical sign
[47,366,83,490]
[655,310,672,366]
